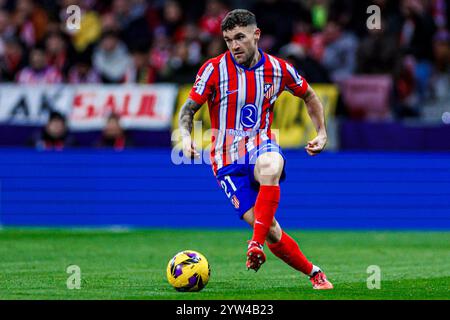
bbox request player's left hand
[305,134,327,156]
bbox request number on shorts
[220,175,237,198]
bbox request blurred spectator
[96,113,131,150]
[118,0,152,51]
[431,0,449,29]
[129,0,148,21]
[124,45,157,83]
[291,18,313,53]
[430,29,450,104]
[12,0,48,48]
[380,0,441,118]
[45,31,75,79]
[285,14,331,83]
[111,0,133,31]
[107,0,150,50]
[398,0,437,105]
[161,40,199,84]
[0,37,26,82]
[0,9,14,55]
[279,42,331,83]
[16,46,62,83]
[205,36,225,59]
[67,51,100,84]
[399,0,437,62]
[159,0,184,40]
[32,111,72,150]
[92,30,131,83]
[433,29,450,74]
[149,30,171,73]
[177,22,202,65]
[198,0,228,40]
[394,55,419,118]
[356,19,400,75]
[320,20,358,83]
[100,11,121,33]
[251,0,304,52]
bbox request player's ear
[254,27,261,41]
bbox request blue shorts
[215,140,286,219]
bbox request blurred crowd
[0,0,449,119]
[31,110,132,150]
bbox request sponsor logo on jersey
[240,104,258,128]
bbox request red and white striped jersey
[189,49,309,175]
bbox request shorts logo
[240,104,258,128]
[264,83,274,99]
[231,195,240,209]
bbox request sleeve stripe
[285,63,303,86]
[195,63,214,95]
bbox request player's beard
[241,48,257,68]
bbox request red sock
[268,230,313,275]
[252,185,280,245]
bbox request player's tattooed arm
[178,98,202,159]
[179,98,202,138]
[302,86,327,156]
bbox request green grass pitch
[0,228,449,300]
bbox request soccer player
[178,9,333,290]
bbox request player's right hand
[305,134,327,156]
[182,137,201,159]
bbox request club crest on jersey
[240,104,258,129]
[264,83,274,99]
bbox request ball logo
[240,104,257,128]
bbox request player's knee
[258,172,281,185]
[255,157,282,184]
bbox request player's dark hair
[221,9,257,32]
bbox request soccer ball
[166,250,210,292]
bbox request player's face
[223,25,260,66]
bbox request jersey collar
[229,48,265,71]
